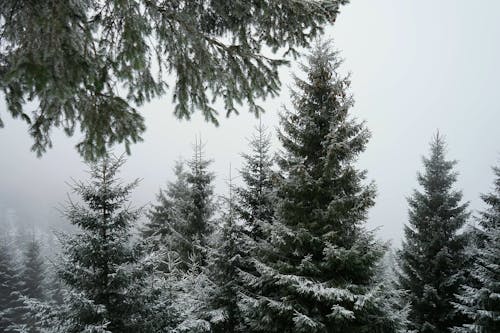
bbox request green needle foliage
[398,134,470,333]
[454,166,500,333]
[0,0,348,160]
[243,42,400,333]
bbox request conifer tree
[0,241,23,333]
[21,239,45,301]
[204,169,247,333]
[33,155,171,332]
[142,161,192,267]
[236,121,275,240]
[398,134,470,333]
[145,141,215,269]
[19,238,46,333]
[244,42,400,332]
[454,166,500,333]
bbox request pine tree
[236,121,275,240]
[454,166,500,333]
[0,0,347,160]
[33,155,170,332]
[0,241,23,333]
[398,134,470,333]
[243,42,400,333]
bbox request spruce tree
[21,239,45,301]
[0,241,23,333]
[454,166,500,333]
[142,161,192,268]
[145,141,215,269]
[244,42,400,332]
[236,121,275,240]
[19,238,46,333]
[33,155,169,332]
[398,134,469,333]
[203,170,247,333]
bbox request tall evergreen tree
[243,42,400,332]
[21,239,45,301]
[32,155,170,332]
[204,169,247,333]
[142,161,192,269]
[145,141,215,269]
[0,241,23,332]
[454,166,500,333]
[236,121,275,240]
[18,238,46,333]
[398,134,470,333]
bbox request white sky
[1,0,500,246]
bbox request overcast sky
[1,0,500,245]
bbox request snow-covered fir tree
[145,141,215,269]
[236,121,275,240]
[31,155,173,332]
[454,166,500,333]
[18,238,46,333]
[142,161,192,270]
[203,170,247,333]
[0,240,24,332]
[242,42,402,333]
[21,239,45,301]
[398,134,470,333]
[185,140,216,265]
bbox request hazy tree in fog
[145,141,215,270]
[30,155,173,332]
[0,241,23,332]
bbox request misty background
[1,0,499,246]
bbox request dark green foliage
[32,155,166,332]
[244,42,399,333]
[398,134,470,333]
[0,0,348,160]
[205,179,247,333]
[236,121,275,240]
[454,166,500,333]
[144,141,215,269]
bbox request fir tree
[145,141,215,269]
[454,166,500,333]
[18,238,46,333]
[33,155,170,332]
[204,169,247,333]
[21,239,45,301]
[0,0,347,160]
[243,42,400,333]
[236,121,275,240]
[398,134,470,333]
[0,241,23,333]
[142,161,192,269]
